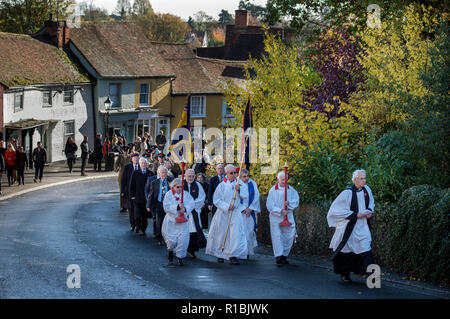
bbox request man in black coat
[130,157,154,236]
[80,136,91,176]
[155,130,167,152]
[121,153,140,231]
[207,163,225,217]
[93,133,103,171]
[0,148,4,195]
[146,166,172,245]
[32,141,47,183]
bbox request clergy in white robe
[266,171,299,264]
[205,164,248,264]
[162,178,195,266]
[238,169,261,257]
[184,169,207,258]
[327,169,375,282]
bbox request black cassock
[185,181,207,254]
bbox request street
[0,178,445,299]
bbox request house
[67,22,177,151]
[64,21,246,153]
[195,10,284,60]
[0,24,94,163]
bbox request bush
[387,185,450,285]
[292,142,357,203]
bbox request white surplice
[266,183,299,258]
[205,179,248,260]
[162,190,194,258]
[327,185,375,254]
[239,178,261,255]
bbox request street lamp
[104,96,112,170]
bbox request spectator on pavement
[5,143,16,186]
[32,141,46,183]
[64,136,78,174]
[16,146,28,186]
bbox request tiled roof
[69,22,175,78]
[0,32,90,88]
[150,42,247,95]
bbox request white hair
[139,157,148,165]
[157,165,168,174]
[216,163,224,169]
[277,171,286,179]
[185,168,195,175]
[352,169,366,181]
[170,178,182,189]
[224,164,235,173]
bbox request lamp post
[104,96,112,171]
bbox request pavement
[0,160,116,201]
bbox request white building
[0,25,94,163]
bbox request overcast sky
[85,0,268,20]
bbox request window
[43,90,52,107]
[14,91,23,111]
[139,83,150,105]
[63,87,74,105]
[190,95,206,117]
[64,120,75,143]
[109,83,121,108]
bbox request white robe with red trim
[205,179,248,260]
[162,190,194,258]
[266,183,299,258]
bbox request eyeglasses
[174,186,182,189]
[228,172,237,175]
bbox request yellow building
[133,42,246,152]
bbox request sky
[86,0,268,20]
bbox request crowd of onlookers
[0,138,47,195]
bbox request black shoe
[230,257,240,265]
[276,256,283,264]
[130,226,135,232]
[187,252,196,259]
[177,258,184,266]
[120,208,126,213]
[168,251,174,263]
[135,228,139,234]
[341,274,352,283]
[139,230,146,236]
[281,256,289,264]
[217,258,224,263]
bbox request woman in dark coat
[15,146,28,185]
[65,136,78,173]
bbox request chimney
[44,18,70,49]
[235,10,249,28]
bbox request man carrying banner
[327,169,375,283]
[205,164,247,265]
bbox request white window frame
[43,90,52,107]
[63,120,75,144]
[63,87,74,105]
[139,83,150,106]
[190,95,206,118]
[109,83,121,108]
[14,91,24,112]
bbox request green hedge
[256,185,449,286]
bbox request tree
[265,0,448,34]
[79,0,110,21]
[238,0,268,20]
[132,0,153,17]
[348,4,443,131]
[192,10,215,32]
[148,13,190,42]
[218,9,232,26]
[0,0,74,34]
[223,31,358,193]
[114,0,131,20]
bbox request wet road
[0,178,443,299]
